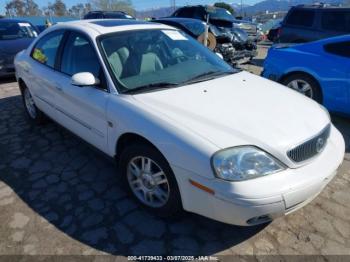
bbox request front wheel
[282,73,322,103]
[119,143,182,216]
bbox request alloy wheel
[24,88,37,119]
[127,156,170,208]
[287,79,313,98]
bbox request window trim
[30,29,67,70]
[56,29,109,92]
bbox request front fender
[106,94,219,179]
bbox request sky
[0,0,260,15]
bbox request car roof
[47,19,174,37]
[87,10,127,14]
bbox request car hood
[0,38,34,55]
[133,71,330,167]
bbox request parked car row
[14,19,345,226]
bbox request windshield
[0,21,38,40]
[100,29,235,94]
[206,7,234,21]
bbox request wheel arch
[115,132,162,161]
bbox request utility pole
[26,0,30,16]
[171,0,176,12]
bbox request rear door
[322,40,350,114]
[53,31,109,152]
[27,30,66,118]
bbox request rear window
[324,41,350,58]
[104,13,133,19]
[176,8,194,18]
[321,11,350,32]
[286,9,315,27]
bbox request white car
[15,20,345,226]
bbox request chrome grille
[287,124,331,163]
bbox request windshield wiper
[184,70,234,85]
[122,82,180,94]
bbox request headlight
[211,146,285,181]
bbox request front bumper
[173,125,345,226]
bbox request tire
[21,84,46,124]
[282,73,322,103]
[119,143,182,217]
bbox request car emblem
[316,137,325,153]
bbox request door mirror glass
[71,72,100,86]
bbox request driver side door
[53,31,109,152]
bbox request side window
[321,11,350,32]
[177,7,193,18]
[60,32,101,78]
[324,41,350,58]
[193,8,204,20]
[286,9,315,27]
[31,30,64,68]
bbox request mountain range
[136,0,345,18]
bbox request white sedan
[14,20,345,226]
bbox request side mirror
[71,72,100,87]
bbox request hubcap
[287,79,313,98]
[127,156,170,208]
[24,88,37,118]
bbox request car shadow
[248,58,265,67]
[0,76,16,85]
[0,94,267,256]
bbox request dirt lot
[0,45,349,259]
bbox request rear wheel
[119,143,182,216]
[282,73,322,103]
[21,84,46,124]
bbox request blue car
[262,35,350,116]
[0,19,38,77]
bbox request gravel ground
[0,46,349,259]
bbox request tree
[26,0,41,16]
[5,0,42,16]
[52,0,67,16]
[5,0,26,16]
[68,3,92,18]
[214,2,235,16]
[90,0,135,16]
